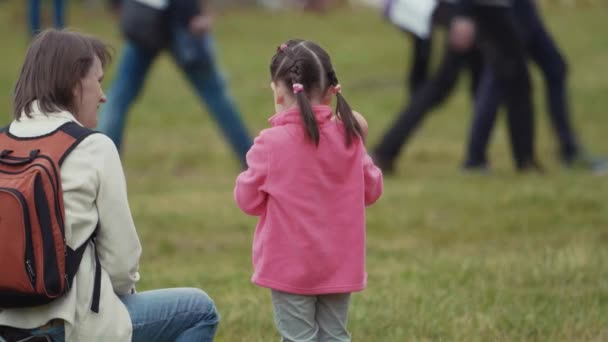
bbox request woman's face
[72,56,106,129]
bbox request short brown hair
[13,29,112,119]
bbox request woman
[0,29,219,342]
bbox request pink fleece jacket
[234,105,383,295]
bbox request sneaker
[563,151,608,175]
[591,159,608,176]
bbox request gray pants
[271,290,351,342]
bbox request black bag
[120,0,170,52]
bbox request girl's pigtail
[292,63,320,146]
[335,89,364,146]
[295,86,319,146]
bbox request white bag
[384,0,438,38]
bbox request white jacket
[0,104,141,342]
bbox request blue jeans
[97,36,252,166]
[29,0,65,36]
[23,288,219,342]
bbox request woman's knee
[182,288,220,324]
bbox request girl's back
[234,39,383,341]
[235,105,382,294]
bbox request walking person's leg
[316,293,351,342]
[271,290,319,342]
[97,41,157,150]
[464,66,502,169]
[174,35,252,167]
[520,1,579,163]
[408,35,432,95]
[120,288,219,342]
[28,0,41,36]
[474,7,537,170]
[373,47,466,173]
[53,0,66,28]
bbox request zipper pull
[25,259,36,285]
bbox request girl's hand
[189,14,213,35]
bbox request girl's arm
[352,111,381,204]
[234,133,270,216]
[363,153,383,206]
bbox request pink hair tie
[292,83,304,94]
[279,43,288,52]
[333,84,342,94]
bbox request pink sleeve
[234,133,269,216]
[363,153,383,206]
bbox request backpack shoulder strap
[54,122,101,313]
[0,122,96,167]
[66,227,101,313]
[55,122,97,166]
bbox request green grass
[1,2,607,341]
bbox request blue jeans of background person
[29,0,65,36]
[97,36,252,166]
[20,288,219,342]
[465,0,578,167]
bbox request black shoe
[518,159,544,173]
[462,162,491,175]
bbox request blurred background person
[375,0,543,174]
[463,0,608,173]
[97,0,253,168]
[441,0,543,172]
[383,0,437,96]
[29,0,66,36]
[373,0,484,174]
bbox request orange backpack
[0,122,101,313]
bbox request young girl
[234,39,383,341]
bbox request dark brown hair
[13,29,112,119]
[270,39,363,146]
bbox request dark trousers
[374,43,481,165]
[408,35,432,95]
[465,0,578,166]
[375,6,535,170]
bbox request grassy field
[1,1,607,341]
